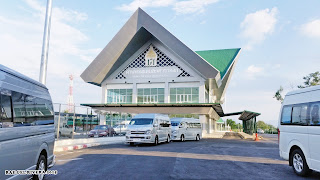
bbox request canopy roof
[81,103,260,121]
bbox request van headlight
[145,130,151,134]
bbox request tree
[257,120,269,130]
[298,71,320,88]
[273,86,284,103]
[226,119,237,129]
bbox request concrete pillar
[208,118,212,133]
[199,81,205,103]
[132,83,137,103]
[214,120,217,132]
[200,115,208,135]
[100,114,106,125]
[101,85,107,103]
[165,81,169,103]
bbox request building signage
[124,66,182,78]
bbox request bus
[279,85,320,176]
[170,118,201,141]
[0,65,55,180]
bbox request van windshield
[171,121,179,126]
[129,119,153,125]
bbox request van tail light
[278,128,280,143]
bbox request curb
[54,141,123,152]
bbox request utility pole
[39,0,53,85]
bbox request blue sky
[0,0,319,126]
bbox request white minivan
[126,114,171,146]
[279,85,320,176]
[170,118,202,141]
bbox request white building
[81,8,259,136]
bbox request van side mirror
[153,124,158,127]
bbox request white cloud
[117,0,175,12]
[116,0,218,15]
[246,65,263,74]
[301,19,320,38]
[0,0,100,105]
[173,0,218,15]
[240,7,278,50]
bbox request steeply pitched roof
[196,48,241,79]
[81,8,219,85]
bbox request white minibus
[0,65,55,180]
[279,85,320,176]
[170,118,201,141]
[126,114,171,146]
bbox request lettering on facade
[124,67,182,78]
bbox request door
[308,102,320,171]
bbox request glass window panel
[310,103,320,124]
[114,89,119,95]
[1,94,12,124]
[137,96,143,103]
[177,88,184,94]
[138,89,143,95]
[300,104,309,124]
[127,89,132,95]
[170,95,176,103]
[170,88,176,95]
[127,96,132,103]
[158,95,164,103]
[292,106,301,124]
[192,87,199,95]
[281,106,292,124]
[151,88,157,95]
[120,89,126,95]
[158,88,164,95]
[107,97,112,103]
[185,88,191,94]
[192,95,199,103]
[144,88,150,95]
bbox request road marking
[57,158,83,162]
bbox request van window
[130,118,153,125]
[0,94,13,128]
[310,102,320,125]
[281,106,292,124]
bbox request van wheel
[196,134,200,141]
[69,132,72,138]
[130,142,134,146]
[166,135,170,143]
[154,136,158,146]
[180,134,185,142]
[33,154,47,180]
[291,149,311,176]
[59,131,61,137]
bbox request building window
[137,88,164,104]
[107,89,132,104]
[170,87,199,103]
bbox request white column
[200,115,208,135]
[132,83,137,103]
[199,81,205,103]
[214,120,217,132]
[165,81,169,103]
[209,118,212,133]
[100,114,106,125]
[101,85,107,103]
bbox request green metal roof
[196,48,241,79]
[216,118,224,124]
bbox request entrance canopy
[81,103,260,121]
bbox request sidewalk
[54,136,125,152]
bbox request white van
[0,65,55,180]
[170,118,202,141]
[126,114,171,146]
[278,85,320,176]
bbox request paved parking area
[47,135,320,180]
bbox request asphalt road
[47,135,320,180]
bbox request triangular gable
[115,44,192,80]
[81,8,219,86]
